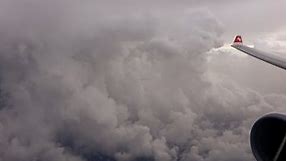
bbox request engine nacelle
[250,113,285,161]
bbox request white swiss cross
[237,37,241,42]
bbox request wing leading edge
[231,35,286,70]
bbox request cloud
[254,31,286,56]
[0,0,285,161]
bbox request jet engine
[250,113,285,161]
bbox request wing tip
[233,35,243,44]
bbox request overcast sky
[63,0,286,41]
[0,0,285,161]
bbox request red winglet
[233,35,243,44]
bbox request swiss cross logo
[236,37,241,42]
[234,35,242,43]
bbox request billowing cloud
[0,0,285,161]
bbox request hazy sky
[0,0,285,161]
[61,0,286,42]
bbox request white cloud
[0,0,284,161]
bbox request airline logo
[234,35,242,44]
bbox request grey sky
[71,0,286,41]
[0,0,285,161]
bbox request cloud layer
[0,0,285,161]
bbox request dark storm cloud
[0,0,285,161]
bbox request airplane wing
[231,35,286,70]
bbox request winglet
[233,35,243,44]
